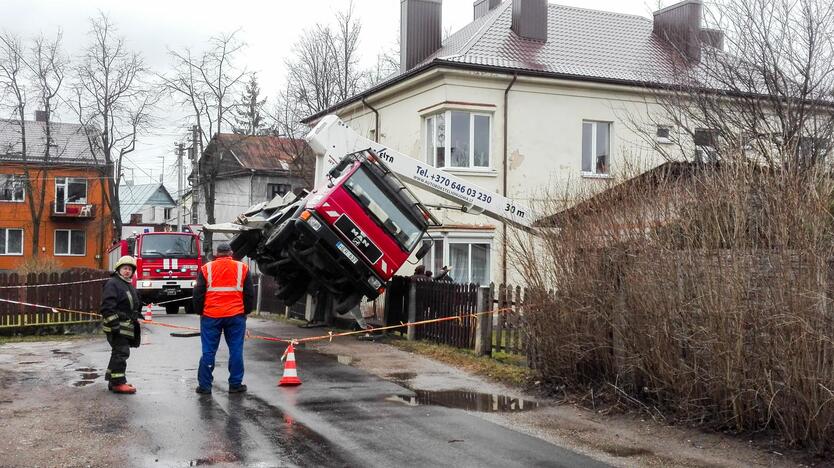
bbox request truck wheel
[165,304,179,314]
[276,278,308,306]
[184,302,195,314]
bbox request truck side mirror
[414,241,431,260]
[328,159,351,180]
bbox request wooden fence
[0,269,110,330]
[383,276,530,358]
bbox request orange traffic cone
[278,343,302,386]
[144,304,153,321]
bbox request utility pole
[190,125,200,224]
[176,142,184,232]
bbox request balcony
[51,202,96,220]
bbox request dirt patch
[0,340,127,468]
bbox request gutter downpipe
[362,94,380,142]
[502,73,518,286]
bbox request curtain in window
[435,113,446,167]
[450,111,470,167]
[470,243,489,285]
[70,231,85,255]
[581,122,592,172]
[596,123,609,173]
[55,231,69,254]
[449,244,470,282]
[474,115,490,167]
[7,230,22,254]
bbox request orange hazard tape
[0,296,519,346]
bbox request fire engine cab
[107,231,203,314]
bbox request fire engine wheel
[165,304,180,314]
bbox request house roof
[0,119,103,166]
[304,1,688,123]
[205,134,309,172]
[118,183,176,224]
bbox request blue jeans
[198,314,246,389]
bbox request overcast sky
[1,0,662,193]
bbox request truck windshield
[344,167,423,250]
[140,235,198,258]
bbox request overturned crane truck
[223,115,537,314]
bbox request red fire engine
[107,231,203,314]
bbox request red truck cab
[108,232,202,314]
[235,149,436,312]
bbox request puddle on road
[388,389,539,413]
[51,349,71,356]
[18,361,43,365]
[75,367,96,372]
[73,380,95,387]
[80,372,99,380]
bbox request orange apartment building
[0,115,111,272]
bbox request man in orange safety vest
[193,242,255,394]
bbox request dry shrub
[513,160,834,453]
[16,256,64,276]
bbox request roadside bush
[512,160,834,453]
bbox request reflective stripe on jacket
[201,257,248,318]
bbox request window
[54,229,86,256]
[343,167,423,250]
[656,126,672,144]
[0,175,24,202]
[421,236,491,285]
[425,111,491,169]
[0,228,23,255]
[268,183,291,199]
[164,207,173,220]
[582,121,610,175]
[140,234,197,258]
[694,128,719,162]
[54,177,87,214]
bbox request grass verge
[0,332,99,345]
[389,337,533,387]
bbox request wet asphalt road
[70,315,608,467]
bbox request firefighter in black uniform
[101,256,142,394]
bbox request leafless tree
[280,1,367,126]
[161,31,246,251]
[72,12,155,242]
[0,31,67,257]
[638,0,834,171]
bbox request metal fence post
[407,280,417,341]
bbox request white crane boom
[305,115,537,230]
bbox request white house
[303,0,721,285]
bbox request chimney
[653,0,703,62]
[400,0,443,73]
[511,0,547,42]
[474,0,501,20]
[699,28,724,50]
[34,110,47,122]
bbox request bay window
[425,111,491,169]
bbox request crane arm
[305,115,538,230]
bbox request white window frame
[0,174,25,203]
[55,177,88,205]
[54,229,86,256]
[581,120,612,177]
[421,232,493,285]
[425,111,492,171]
[656,125,672,144]
[0,228,23,256]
